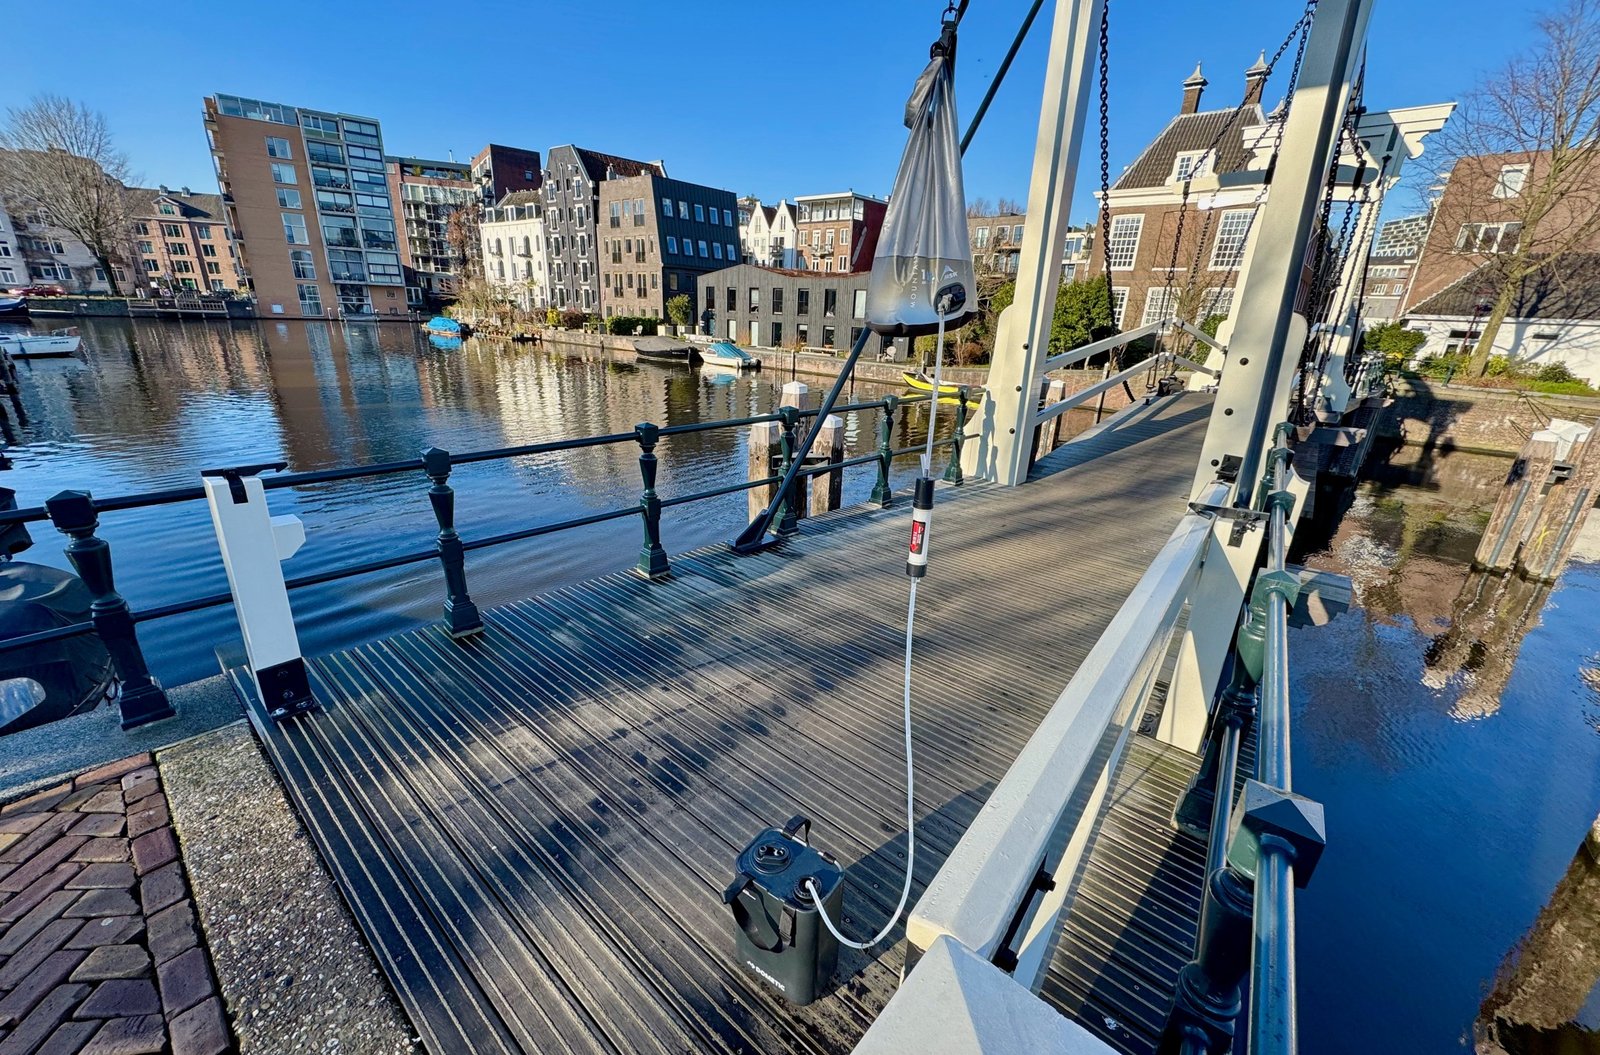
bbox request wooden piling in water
[1476,437,1559,571]
[808,415,845,516]
[1518,425,1599,582]
[748,421,782,522]
[1036,379,1067,461]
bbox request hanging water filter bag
[865,32,976,337]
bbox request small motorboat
[632,336,694,363]
[424,316,469,338]
[1,328,82,359]
[903,371,970,400]
[0,296,28,319]
[699,341,762,370]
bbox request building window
[1111,287,1129,326]
[679,200,689,218]
[172,260,194,274]
[662,197,673,217]
[772,288,784,312]
[823,324,836,347]
[162,223,183,238]
[713,242,723,260]
[1203,287,1235,319]
[1455,222,1523,254]
[706,206,718,226]
[796,288,810,315]
[852,289,867,319]
[727,287,736,311]
[727,243,736,260]
[1013,224,1024,242]
[748,286,761,310]
[796,323,809,345]
[697,240,708,257]
[823,289,837,316]
[771,321,783,345]
[277,188,302,209]
[682,239,694,257]
[282,213,310,245]
[1172,150,1211,182]
[205,261,222,275]
[167,242,188,256]
[665,236,680,256]
[142,259,160,273]
[975,226,990,248]
[136,240,153,254]
[1142,287,1176,325]
[297,283,323,316]
[1106,215,1142,269]
[1209,209,1255,269]
[266,136,292,159]
[133,222,149,236]
[270,163,297,185]
[1493,164,1530,199]
[157,203,177,216]
[290,250,316,280]
[196,224,212,239]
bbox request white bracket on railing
[202,465,313,720]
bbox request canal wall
[1382,378,1600,456]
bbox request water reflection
[1476,816,1600,1053]
[1291,483,1600,1051]
[1,318,1095,690]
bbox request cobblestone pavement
[0,753,233,1055]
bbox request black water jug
[723,815,845,1005]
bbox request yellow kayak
[902,371,973,405]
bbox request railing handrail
[0,392,947,659]
[907,480,1228,987]
[0,394,939,529]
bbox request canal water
[0,317,996,688]
[7,317,1599,1048]
[1289,470,1600,1051]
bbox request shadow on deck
[234,392,1215,1054]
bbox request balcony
[323,233,360,249]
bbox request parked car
[10,285,66,297]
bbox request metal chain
[1097,0,1114,306]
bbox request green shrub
[546,307,559,326]
[1200,314,1227,338]
[1535,361,1578,383]
[1525,378,1599,396]
[1484,355,1519,378]
[604,315,659,336]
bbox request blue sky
[9,0,1537,225]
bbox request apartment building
[598,174,738,319]
[697,262,913,360]
[0,207,26,289]
[204,93,405,319]
[1373,213,1430,258]
[969,213,1026,277]
[737,197,801,269]
[481,190,547,310]
[124,186,243,293]
[793,192,886,273]
[385,155,477,307]
[1084,59,1273,328]
[542,145,665,313]
[1062,226,1094,282]
[0,202,119,293]
[471,144,542,207]
[1402,150,1600,313]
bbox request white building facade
[0,202,118,293]
[480,192,547,310]
[738,198,801,269]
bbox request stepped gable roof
[1111,103,1265,191]
[1408,254,1600,321]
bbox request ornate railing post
[634,423,670,578]
[870,395,898,507]
[775,406,802,538]
[943,388,969,485]
[422,447,483,638]
[45,490,174,729]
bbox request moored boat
[424,316,469,338]
[902,371,968,398]
[0,296,28,319]
[633,336,694,363]
[699,341,761,370]
[1,328,82,359]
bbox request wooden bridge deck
[234,392,1215,1055]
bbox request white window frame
[1110,286,1129,327]
[1106,215,1143,270]
[1492,164,1529,199]
[1172,150,1211,183]
[1209,209,1255,270]
[1141,286,1176,326]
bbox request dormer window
[157,203,177,215]
[1493,164,1529,199]
[1172,150,1211,183]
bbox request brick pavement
[0,754,235,1055]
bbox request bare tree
[445,203,482,281]
[965,197,994,217]
[995,196,1024,215]
[1426,0,1600,376]
[0,95,134,295]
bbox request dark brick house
[542,146,665,313]
[599,175,738,320]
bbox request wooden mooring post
[808,415,845,516]
[1475,419,1597,581]
[1035,378,1067,461]
[748,421,782,522]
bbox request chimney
[1243,51,1271,107]
[180,186,190,196]
[1181,62,1208,115]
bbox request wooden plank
[239,393,1218,1055]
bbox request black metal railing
[1161,425,1326,1055]
[3,393,956,727]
